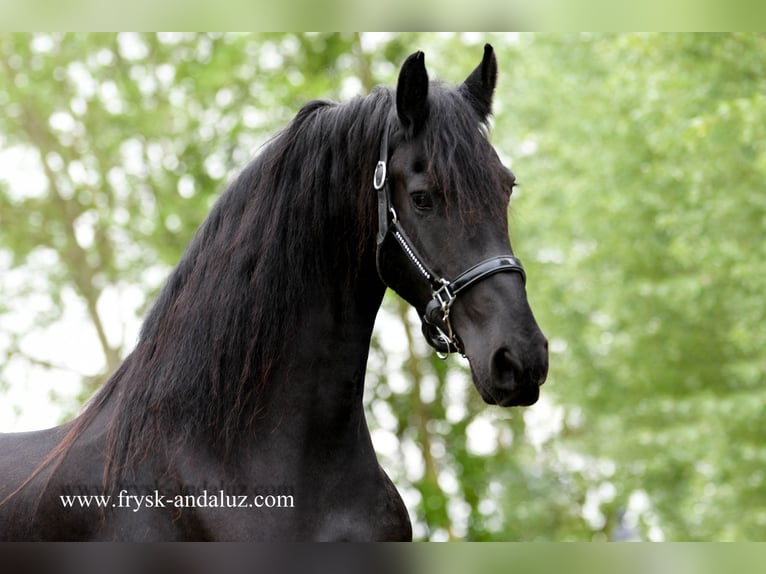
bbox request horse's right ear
[460,43,497,120]
[396,51,429,136]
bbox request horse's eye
[410,190,433,211]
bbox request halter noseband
[373,124,527,358]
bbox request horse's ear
[461,43,497,119]
[396,50,429,135]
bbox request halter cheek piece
[373,125,526,358]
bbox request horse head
[376,45,549,407]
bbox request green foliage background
[1,33,764,540]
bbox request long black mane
[50,80,510,486]
[94,89,393,478]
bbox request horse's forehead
[400,125,494,161]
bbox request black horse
[0,44,548,541]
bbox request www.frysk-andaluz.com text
[59,489,295,512]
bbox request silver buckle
[433,280,455,313]
[433,280,459,358]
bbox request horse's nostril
[491,347,520,390]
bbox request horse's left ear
[396,50,429,136]
[461,43,497,119]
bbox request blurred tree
[1,32,764,541]
[0,32,373,403]
[505,33,766,540]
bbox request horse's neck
[74,269,384,487]
[257,270,385,440]
[181,266,387,495]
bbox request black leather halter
[373,125,527,357]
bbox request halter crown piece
[373,123,527,358]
